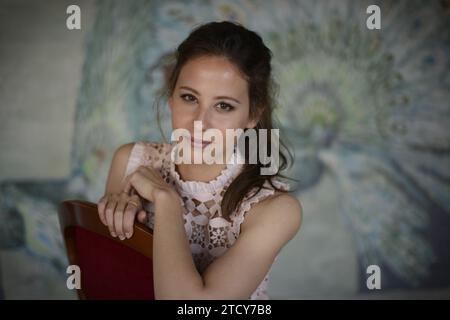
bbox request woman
[97,21,302,300]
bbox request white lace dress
[123,141,290,299]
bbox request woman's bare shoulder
[241,192,303,240]
[114,140,168,162]
[114,142,136,160]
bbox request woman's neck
[176,162,228,182]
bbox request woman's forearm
[152,193,205,299]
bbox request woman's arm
[152,191,303,300]
[104,142,135,194]
[97,142,149,237]
[152,192,205,299]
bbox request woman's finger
[123,203,138,238]
[97,195,108,226]
[114,197,128,239]
[123,179,131,194]
[137,210,148,224]
[105,197,118,237]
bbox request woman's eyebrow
[179,85,241,104]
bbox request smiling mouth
[190,136,211,148]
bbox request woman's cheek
[171,107,191,129]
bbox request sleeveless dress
[123,141,290,299]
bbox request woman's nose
[193,105,211,127]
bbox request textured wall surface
[0,0,449,299]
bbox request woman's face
[169,55,258,162]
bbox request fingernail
[111,232,117,237]
[125,232,131,239]
[119,235,125,240]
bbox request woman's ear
[246,109,263,129]
[246,118,259,129]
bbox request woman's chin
[188,145,229,164]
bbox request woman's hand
[98,165,181,240]
[97,191,148,240]
[123,165,180,206]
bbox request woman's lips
[190,136,211,148]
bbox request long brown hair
[156,21,295,220]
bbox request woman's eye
[180,94,197,103]
[216,102,234,112]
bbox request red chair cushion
[73,227,154,300]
